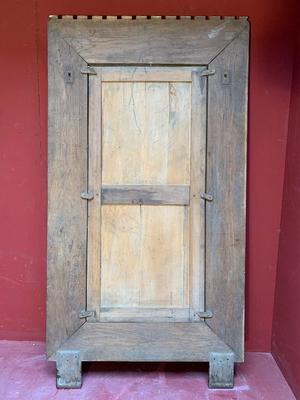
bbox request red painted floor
[0,341,295,400]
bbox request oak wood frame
[47,16,248,374]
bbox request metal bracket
[197,310,213,319]
[64,67,74,84]
[80,191,94,200]
[200,69,215,77]
[201,192,213,201]
[221,70,231,85]
[80,66,97,75]
[79,309,96,319]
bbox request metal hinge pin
[201,193,213,201]
[197,310,213,319]
[80,66,97,75]
[81,191,94,200]
[200,69,215,77]
[79,310,96,319]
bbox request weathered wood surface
[99,307,190,322]
[209,352,234,389]
[98,66,193,321]
[47,18,249,370]
[51,322,233,362]
[47,23,87,359]
[101,66,198,82]
[101,78,191,185]
[101,185,190,205]
[101,205,189,310]
[49,18,248,65]
[86,72,102,321]
[206,27,249,362]
[189,70,207,320]
[56,350,82,389]
[87,67,194,322]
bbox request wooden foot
[208,352,234,389]
[56,350,82,389]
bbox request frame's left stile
[47,22,88,359]
[86,71,102,321]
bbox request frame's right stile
[206,27,249,362]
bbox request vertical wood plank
[167,82,191,183]
[100,205,188,309]
[143,82,169,183]
[87,70,102,320]
[102,78,191,185]
[206,27,249,360]
[102,81,146,184]
[189,69,207,320]
[47,23,87,358]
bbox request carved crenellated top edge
[49,15,248,21]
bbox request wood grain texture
[101,79,191,185]
[86,71,102,320]
[47,18,249,365]
[100,205,189,310]
[99,307,190,322]
[189,70,207,320]
[50,322,233,362]
[101,67,196,82]
[49,19,248,65]
[206,26,249,361]
[47,24,87,358]
[209,352,234,389]
[56,350,82,389]
[87,67,194,323]
[101,185,190,205]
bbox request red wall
[272,27,300,398]
[0,0,296,350]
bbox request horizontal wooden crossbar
[101,66,199,82]
[99,307,190,322]
[101,185,190,205]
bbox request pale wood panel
[101,184,190,205]
[102,81,191,185]
[167,82,191,183]
[50,322,233,362]
[47,25,87,358]
[100,205,189,309]
[206,28,249,362]
[86,72,102,320]
[189,70,207,320]
[102,81,146,184]
[101,66,197,82]
[49,18,248,65]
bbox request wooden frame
[47,16,249,389]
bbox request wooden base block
[208,352,234,389]
[56,350,82,389]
